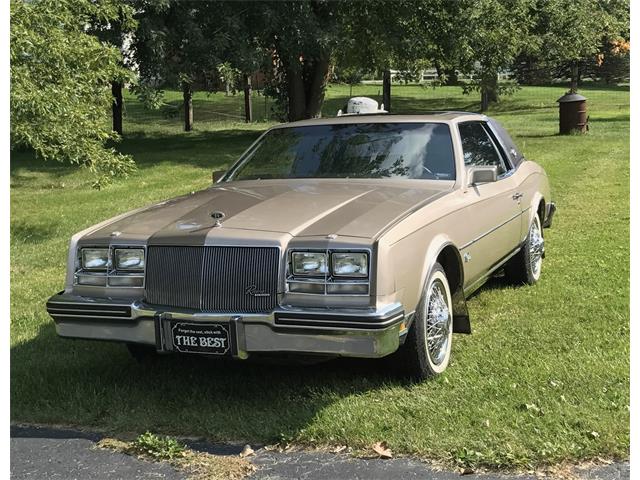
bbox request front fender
[417,235,471,334]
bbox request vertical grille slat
[145,246,279,313]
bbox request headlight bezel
[286,248,371,295]
[75,245,146,288]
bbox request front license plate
[171,322,231,355]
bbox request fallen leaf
[333,445,347,454]
[590,431,600,439]
[482,419,490,428]
[239,445,255,457]
[461,467,475,475]
[372,441,392,459]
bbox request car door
[457,121,523,287]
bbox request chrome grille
[145,246,279,313]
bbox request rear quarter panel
[515,161,551,240]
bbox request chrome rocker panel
[46,293,405,359]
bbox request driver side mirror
[467,165,498,186]
[212,170,227,184]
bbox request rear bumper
[46,293,406,359]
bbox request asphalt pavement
[10,425,630,480]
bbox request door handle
[512,192,523,201]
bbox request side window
[458,122,508,175]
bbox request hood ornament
[210,211,226,227]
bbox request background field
[10,84,629,470]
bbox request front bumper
[46,293,406,359]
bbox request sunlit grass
[10,84,629,469]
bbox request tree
[333,66,366,97]
[241,1,344,121]
[10,0,135,188]
[595,37,630,84]
[452,0,533,111]
[88,3,137,136]
[217,62,241,96]
[132,1,254,130]
[530,0,629,92]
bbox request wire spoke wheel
[425,279,451,366]
[529,215,544,279]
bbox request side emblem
[210,211,226,227]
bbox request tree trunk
[183,82,193,131]
[304,56,330,118]
[480,72,499,112]
[444,67,458,86]
[570,62,579,93]
[382,69,391,112]
[111,81,123,135]
[243,75,253,123]
[287,65,306,122]
[480,89,489,112]
[487,72,499,102]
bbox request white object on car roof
[337,97,387,116]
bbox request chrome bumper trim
[47,293,405,359]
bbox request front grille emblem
[245,285,270,297]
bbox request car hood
[80,179,452,244]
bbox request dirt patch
[97,437,256,480]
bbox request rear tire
[505,212,544,285]
[393,263,453,381]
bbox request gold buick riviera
[47,104,556,380]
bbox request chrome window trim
[483,121,516,178]
[458,120,512,179]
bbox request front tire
[505,212,544,285]
[396,263,453,381]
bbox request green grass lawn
[10,84,629,470]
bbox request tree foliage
[454,0,533,109]
[10,0,136,188]
[527,0,629,91]
[243,1,345,121]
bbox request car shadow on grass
[10,321,413,445]
[464,272,517,302]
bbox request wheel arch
[526,191,546,235]
[418,237,471,334]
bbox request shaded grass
[10,85,629,470]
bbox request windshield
[227,123,456,181]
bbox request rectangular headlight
[114,248,145,271]
[81,248,109,270]
[291,252,327,276]
[331,252,368,277]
